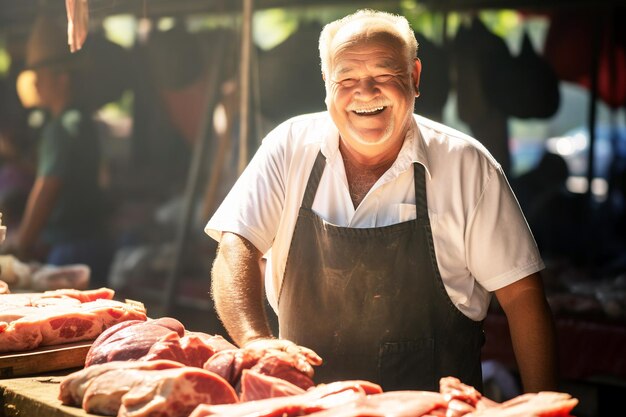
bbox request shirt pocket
[397,204,438,225]
[397,204,417,222]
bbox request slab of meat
[0,298,146,352]
[189,379,382,417]
[85,318,184,366]
[437,377,579,417]
[85,316,236,368]
[302,391,448,417]
[239,369,306,401]
[204,344,319,391]
[60,359,238,417]
[143,332,235,368]
[0,287,114,306]
[192,375,577,417]
[463,391,579,417]
[59,359,185,407]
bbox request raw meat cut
[0,287,114,306]
[59,359,184,407]
[303,390,448,417]
[463,391,579,417]
[0,298,146,352]
[85,318,183,366]
[204,343,320,390]
[189,379,383,417]
[59,359,238,417]
[85,316,236,368]
[239,369,306,401]
[190,376,577,417]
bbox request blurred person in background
[9,15,113,289]
[0,77,36,235]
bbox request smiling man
[206,9,557,393]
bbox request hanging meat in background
[544,7,626,109]
[66,0,89,52]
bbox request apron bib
[278,151,484,391]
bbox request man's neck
[339,141,399,209]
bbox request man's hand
[243,338,322,366]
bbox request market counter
[0,370,97,417]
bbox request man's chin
[347,126,393,147]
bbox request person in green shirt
[15,16,112,288]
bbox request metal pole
[162,31,229,317]
[238,0,254,174]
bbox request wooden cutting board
[0,341,91,379]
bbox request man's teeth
[354,106,384,114]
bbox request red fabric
[543,9,626,108]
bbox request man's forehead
[332,19,403,49]
[330,31,405,74]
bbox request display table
[0,370,97,417]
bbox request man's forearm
[496,274,559,393]
[211,232,273,346]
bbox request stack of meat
[60,317,320,416]
[59,317,579,417]
[0,287,147,352]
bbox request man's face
[34,67,66,110]
[325,32,420,159]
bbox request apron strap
[413,163,429,225]
[302,151,327,210]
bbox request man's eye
[339,78,358,88]
[374,74,394,83]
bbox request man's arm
[495,272,558,393]
[211,232,274,347]
[17,176,61,259]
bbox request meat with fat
[59,359,184,407]
[204,344,318,390]
[189,379,382,417]
[85,317,236,368]
[0,298,146,352]
[60,359,238,417]
[85,318,183,366]
[239,369,306,401]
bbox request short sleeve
[466,166,545,291]
[205,122,289,253]
[38,112,80,178]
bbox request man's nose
[355,77,380,95]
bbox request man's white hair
[318,9,418,77]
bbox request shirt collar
[392,116,432,180]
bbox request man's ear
[412,58,422,96]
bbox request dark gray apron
[278,151,484,391]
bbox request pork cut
[85,318,184,366]
[204,344,318,390]
[0,298,147,352]
[59,359,185,407]
[463,391,579,417]
[239,369,306,401]
[85,316,236,367]
[0,287,114,306]
[59,359,238,417]
[189,379,383,417]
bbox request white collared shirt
[206,112,544,320]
